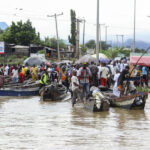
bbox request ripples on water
[0,96,150,150]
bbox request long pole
[119,35,124,48]
[76,19,80,59]
[99,24,105,52]
[99,24,102,52]
[96,0,100,64]
[83,19,86,47]
[105,26,108,44]
[54,14,61,61]
[47,13,63,61]
[116,35,119,48]
[133,0,136,52]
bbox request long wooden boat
[106,92,148,109]
[0,80,40,96]
[40,84,71,101]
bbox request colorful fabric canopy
[130,53,150,66]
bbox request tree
[1,20,41,45]
[101,41,111,50]
[85,40,96,49]
[68,9,76,46]
[44,37,66,49]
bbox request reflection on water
[0,95,150,150]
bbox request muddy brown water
[0,95,150,150]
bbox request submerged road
[0,96,150,150]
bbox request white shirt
[71,75,79,91]
[120,63,125,72]
[4,66,9,76]
[108,64,116,76]
[12,69,18,78]
[97,66,101,79]
[113,73,120,97]
[100,67,109,79]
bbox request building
[12,45,30,56]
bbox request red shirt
[19,72,24,82]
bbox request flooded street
[0,96,150,150]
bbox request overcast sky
[1,0,150,43]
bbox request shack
[12,45,30,56]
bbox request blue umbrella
[99,57,109,64]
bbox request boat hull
[110,92,148,109]
[0,88,39,96]
[40,84,70,101]
[84,98,110,112]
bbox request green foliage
[100,48,130,59]
[136,87,150,93]
[85,39,110,50]
[68,9,76,46]
[85,40,96,49]
[38,50,45,54]
[135,48,145,53]
[43,37,66,49]
[23,56,28,60]
[101,49,118,59]
[0,20,41,45]
[119,49,130,57]
[80,44,87,53]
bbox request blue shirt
[142,67,147,75]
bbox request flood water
[0,96,150,150]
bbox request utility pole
[47,13,63,61]
[120,35,124,48]
[116,35,119,48]
[76,18,85,59]
[76,19,82,59]
[133,0,136,52]
[83,19,86,48]
[99,24,105,52]
[105,25,109,44]
[96,0,100,64]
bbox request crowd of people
[0,58,149,107]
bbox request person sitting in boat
[113,69,120,97]
[71,70,81,107]
[18,68,24,83]
[78,62,91,99]
[117,65,130,92]
[31,65,38,82]
[59,66,69,90]
[50,68,58,83]
[40,70,49,89]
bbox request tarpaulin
[130,56,150,66]
[130,53,150,66]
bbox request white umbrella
[24,56,48,66]
[92,53,108,59]
[75,54,97,64]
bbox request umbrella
[75,54,97,64]
[92,53,108,59]
[99,57,110,64]
[24,56,48,66]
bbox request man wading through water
[71,70,81,107]
[78,62,91,102]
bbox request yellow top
[22,67,27,76]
